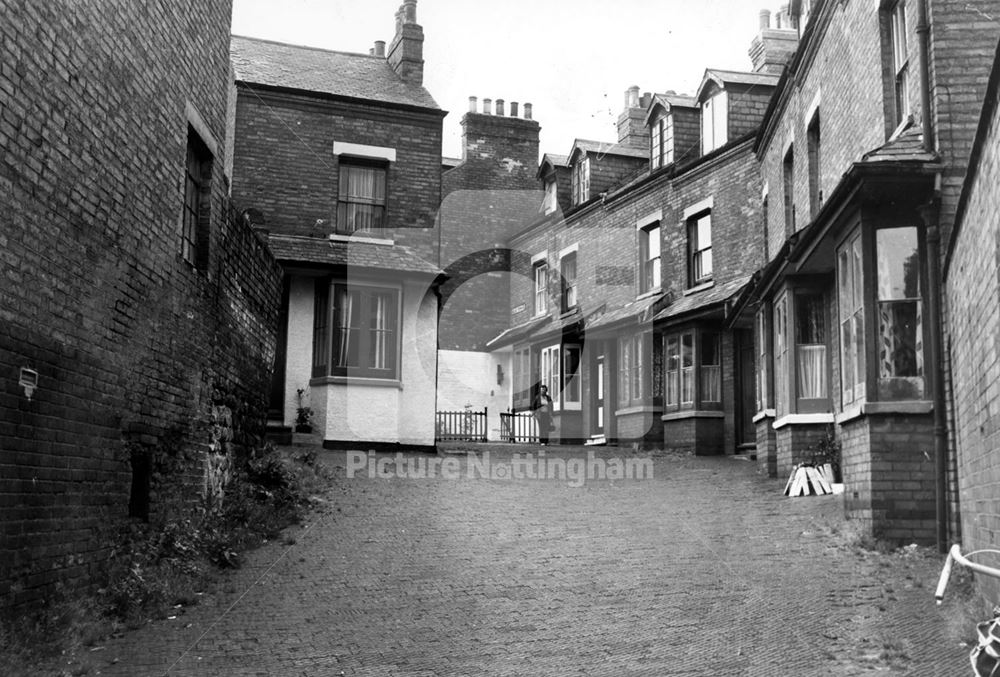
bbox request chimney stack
[457,95,540,187]
[617,86,652,148]
[749,6,798,74]
[387,0,424,85]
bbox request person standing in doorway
[532,385,553,445]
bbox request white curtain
[798,344,827,399]
[337,289,354,366]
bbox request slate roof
[587,292,665,332]
[230,35,440,110]
[703,69,781,88]
[861,126,936,163]
[267,234,442,276]
[653,276,751,323]
[541,153,570,168]
[570,139,649,160]
[485,314,552,349]
[644,92,699,125]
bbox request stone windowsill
[683,280,715,296]
[771,413,835,429]
[615,404,663,417]
[661,409,724,422]
[310,376,403,389]
[752,409,776,423]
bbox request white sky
[231,0,783,161]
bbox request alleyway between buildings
[65,446,969,676]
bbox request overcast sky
[231,0,783,161]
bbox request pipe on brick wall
[916,0,934,153]
[920,193,947,553]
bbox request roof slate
[653,276,751,323]
[861,126,935,163]
[587,293,665,332]
[704,69,781,87]
[570,139,649,160]
[230,35,440,110]
[267,234,442,276]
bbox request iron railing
[435,408,488,442]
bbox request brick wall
[946,40,1000,601]
[230,89,443,265]
[439,109,542,351]
[0,0,281,613]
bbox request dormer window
[572,156,590,205]
[542,177,558,215]
[701,91,728,155]
[650,113,674,169]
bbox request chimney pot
[483,98,493,115]
[510,102,519,117]
[369,48,374,55]
[759,9,771,29]
[468,96,478,113]
[403,0,417,24]
[374,40,386,57]
[627,85,640,108]
[524,103,533,120]
[496,98,505,116]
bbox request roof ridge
[231,34,384,61]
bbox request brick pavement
[60,445,971,676]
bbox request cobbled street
[67,445,969,676]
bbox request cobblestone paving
[73,445,970,676]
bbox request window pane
[876,228,919,300]
[700,332,721,403]
[700,249,713,279]
[878,300,922,377]
[681,333,694,404]
[666,336,679,406]
[697,215,712,248]
[564,346,581,403]
[795,293,825,344]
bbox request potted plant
[810,424,842,487]
[295,388,313,434]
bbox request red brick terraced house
[732,0,999,544]
[229,0,447,452]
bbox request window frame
[650,113,675,169]
[837,230,867,407]
[572,155,591,205]
[755,305,773,413]
[181,125,212,269]
[618,332,651,408]
[782,144,796,236]
[532,259,548,316]
[512,346,533,411]
[772,284,834,417]
[663,327,723,412]
[638,221,662,295]
[540,343,581,412]
[336,156,388,235]
[807,111,822,219]
[701,91,729,155]
[312,280,401,380]
[889,0,910,127]
[560,251,578,313]
[687,210,713,287]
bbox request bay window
[313,281,399,379]
[540,343,581,411]
[875,227,923,399]
[619,332,650,407]
[838,232,866,405]
[773,288,831,416]
[664,329,722,411]
[755,307,772,412]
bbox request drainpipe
[921,194,947,554]
[916,0,934,153]
[915,0,947,552]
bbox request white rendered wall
[283,275,316,426]
[437,349,512,441]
